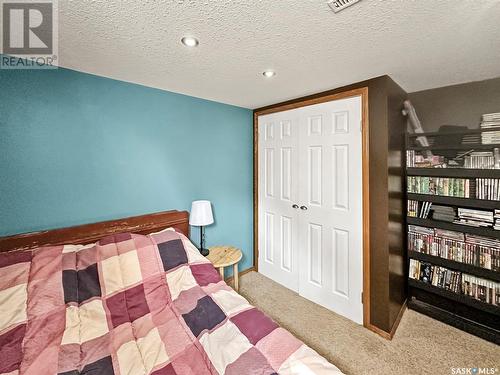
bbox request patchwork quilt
[0,228,342,375]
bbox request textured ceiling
[59,0,500,109]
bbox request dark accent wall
[366,76,407,333]
[409,77,500,132]
[386,78,408,330]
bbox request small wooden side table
[207,246,243,291]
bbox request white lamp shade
[189,200,214,226]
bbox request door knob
[292,204,299,209]
[300,205,308,210]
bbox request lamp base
[200,247,210,257]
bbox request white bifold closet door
[258,95,363,324]
[258,108,301,291]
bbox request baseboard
[390,299,407,338]
[365,323,392,339]
[366,299,407,340]
[224,266,255,284]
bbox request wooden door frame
[253,87,371,327]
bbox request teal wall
[0,65,254,273]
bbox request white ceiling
[59,0,500,109]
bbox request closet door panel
[307,222,323,286]
[332,227,350,297]
[258,111,300,291]
[297,96,363,324]
[308,146,323,206]
[332,144,349,211]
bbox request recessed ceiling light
[263,70,276,78]
[181,36,199,47]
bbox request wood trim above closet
[253,87,371,329]
[255,87,369,116]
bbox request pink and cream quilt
[0,228,342,374]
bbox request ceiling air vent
[327,0,361,13]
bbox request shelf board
[407,299,500,344]
[408,251,500,282]
[407,193,500,210]
[407,168,500,178]
[407,128,500,138]
[408,144,500,151]
[408,279,500,316]
[407,217,500,239]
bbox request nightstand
[207,246,243,291]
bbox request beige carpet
[239,271,499,375]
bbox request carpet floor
[239,271,499,375]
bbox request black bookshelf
[406,132,500,344]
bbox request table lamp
[189,200,214,256]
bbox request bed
[0,210,342,375]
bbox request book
[408,176,470,198]
[409,259,499,304]
[481,112,500,145]
[419,262,433,283]
[464,151,497,169]
[455,207,494,228]
[406,151,446,168]
[475,178,500,200]
[408,226,500,271]
[407,201,433,218]
[407,148,500,170]
[431,205,456,222]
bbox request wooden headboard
[0,210,189,253]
